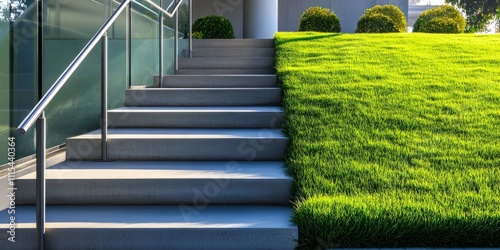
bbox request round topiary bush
[355,5,407,33]
[363,5,407,32]
[413,5,466,33]
[298,6,341,33]
[355,13,399,33]
[192,15,235,39]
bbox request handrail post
[159,0,164,87]
[37,0,43,100]
[189,0,192,58]
[174,0,179,73]
[101,33,108,161]
[35,111,46,250]
[36,0,45,248]
[126,2,131,89]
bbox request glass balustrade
[0,0,189,166]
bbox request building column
[243,0,278,38]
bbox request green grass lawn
[275,32,500,248]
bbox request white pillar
[243,0,278,38]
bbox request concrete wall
[278,0,409,33]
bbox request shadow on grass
[275,32,342,46]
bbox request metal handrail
[15,1,186,249]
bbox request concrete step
[108,106,284,128]
[155,74,277,88]
[179,57,274,69]
[185,48,275,58]
[66,128,287,161]
[0,205,298,249]
[125,88,281,106]
[16,161,291,205]
[176,68,274,75]
[192,39,274,49]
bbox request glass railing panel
[0,5,11,165]
[43,0,127,148]
[10,0,37,161]
[3,0,182,164]
[177,0,189,60]
[162,0,175,76]
[130,0,160,87]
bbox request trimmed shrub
[356,14,399,33]
[298,6,341,33]
[413,5,466,33]
[364,5,407,32]
[355,5,407,33]
[192,15,235,39]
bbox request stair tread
[4,205,295,229]
[109,106,283,113]
[189,48,274,58]
[135,87,279,90]
[128,87,280,92]
[176,69,274,75]
[19,161,290,180]
[165,74,276,77]
[163,74,276,79]
[166,74,276,78]
[180,57,273,60]
[68,128,286,139]
[192,39,274,49]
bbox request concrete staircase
[9,39,297,249]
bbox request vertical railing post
[35,112,46,250]
[37,0,44,100]
[36,0,45,248]
[101,33,108,162]
[174,0,179,73]
[159,0,164,87]
[126,2,131,89]
[189,0,192,58]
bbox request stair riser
[108,112,284,128]
[10,228,297,250]
[16,179,291,205]
[125,89,281,106]
[155,75,277,88]
[179,58,274,69]
[66,138,287,161]
[185,48,275,58]
[193,39,274,49]
[176,68,274,75]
